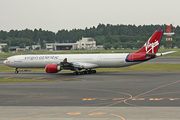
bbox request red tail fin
[126,30,164,62]
[135,30,164,54]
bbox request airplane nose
[3,60,6,64]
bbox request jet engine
[45,64,61,73]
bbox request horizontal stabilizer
[156,51,176,57]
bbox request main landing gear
[14,68,18,74]
[73,69,96,75]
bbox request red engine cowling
[45,64,61,73]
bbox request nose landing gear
[14,68,18,74]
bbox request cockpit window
[6,59,8,60]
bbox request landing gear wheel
[74,72,82,75]
[92,70,96,73]
[14,68,18,74]
[73,70,96,75]
[86,70,90,74]
[83,71,87,74]
[74,72,78,75]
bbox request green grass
[1,64,180,73]
[0,48,179,58]
[0,66,45,72]
[0,78,51,82]
[96,64,180,72]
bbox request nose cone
[3,60,6,64]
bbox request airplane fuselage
[4,53,140,69]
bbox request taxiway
[0,71,180,119]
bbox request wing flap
[60,58,98,70]
[76,62,99,69]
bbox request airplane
[3,30,176,75]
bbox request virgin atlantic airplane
[3,30,175,75]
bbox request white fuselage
[3,53,141,69]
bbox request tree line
[0,24,180,50]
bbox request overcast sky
[0,0,179,32]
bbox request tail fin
[126,30,164,62]
[135,30,164,54]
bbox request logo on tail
[126,30,164,62]
[144,39,159,54]
[135,30,164,54]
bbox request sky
[0,0,179,32]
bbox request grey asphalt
[0,71,180,120]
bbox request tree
[1,45,9,52]
[113,42,120,49]
[35,47,40,50]
[103,43,111,50]
[1,24,180,50]
[0,30,7,40]
[176,41,180,48]
[19,43,26,48]
[126,42,134,49]
[134,41,144,49]
[29,46,32,50]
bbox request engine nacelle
[45,64,61,73]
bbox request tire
[88,70,92,74]
[83,71,87,74]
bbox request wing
[60,58,99,70]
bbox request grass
[0,78,51,82]
[0,48,179,58]
[0,66,70,72]
[1,64,180,73]
[96,64,180,72]
[0,66,45,72]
